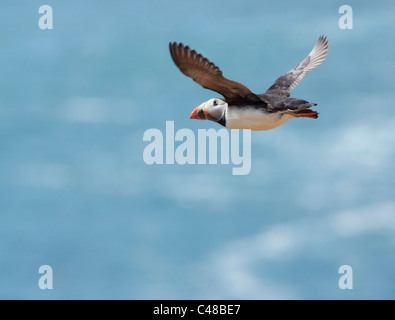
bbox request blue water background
[0,0,394,299]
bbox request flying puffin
[169,36,329,131]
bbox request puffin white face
[190,98,228,122]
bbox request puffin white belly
[225,107,294,131]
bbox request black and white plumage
[169,36,329,131]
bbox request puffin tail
[285,109,319,119]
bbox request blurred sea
[0,0,394,299]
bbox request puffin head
[190,98,227,122]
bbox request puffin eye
[213,100,218,106]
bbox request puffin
[169,36,329,131]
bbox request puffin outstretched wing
[169,42,261,105]
[266,36,329,96]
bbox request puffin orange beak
[190,105,207,120]
[190,106,200,120]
